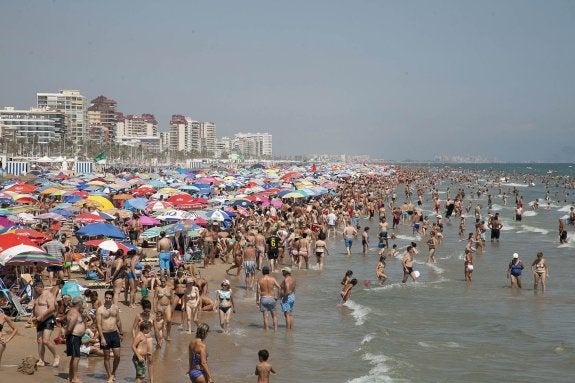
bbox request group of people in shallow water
[2,165,572,383]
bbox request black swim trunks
[66,334,82,357]
[36,316,56,332]
[101,330,121,350]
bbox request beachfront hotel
[169,115,217,156]
[87,95,117,144]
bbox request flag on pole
[94,151,107,165]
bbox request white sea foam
[418,341,434,348]
[490,204,504,211]
[395,234,420,242]
[347,353,394,383]
[426,263,445,274]
[445,341,461,348]
[361,333,376,345]
[517,225,549,235]
[522,210,538,217]
[504,183,529,187]
[558,205,575,212]
[345,300,372,326]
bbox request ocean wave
[522,211,538,217]
[504,183,529,187]
[490,204,504,211]
[517,225,549,235]
[347,353,393,383]
[361,333,376,345]
[426,263,445,274]
[395,234,420,242]
[344,300,372,326]
[557,205,575,212]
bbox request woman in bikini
[0,308,18,365]
[531,252,549,292]
[188,323,214,383]
[215,280,235,334]
[173,270,188,314]
[184,279,201,333]
[154,277,174,341]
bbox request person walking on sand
[256,266,281,332]
[156,231,173,278]
[65,296,86,383]
[280,267,296,331]
[531,252,549,292]
[255,349,276,383]
[32,280,60,367]
[96,290,124,383]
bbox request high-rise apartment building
[87,95,117,144]
[37,90,87,143]
[232,132,272,158]
[168,116,216,155]
[0,106,65,145]
[115,113,160,151]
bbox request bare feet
[52,355,60,367]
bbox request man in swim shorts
[256,266,281,332]
[156,231,173,278]
[280,267,296,331]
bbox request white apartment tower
[169,116,216,155]
[37,90,87,143]
[233,132,273,158]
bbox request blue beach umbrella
[75,223,127,239]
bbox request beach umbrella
[70,190,90,198]
[131,186,156,197]
[49,208,75,218]
[145,201,174,212]
[0,217,15,227]
[230,199,254,208]
[36,212,66,221]
[281,191,307,199]
[205,210,231,222]
[138,216,161,226]
[84,239,135,253]
[0,243,45,264]
[155,209,194,221]
[0,233,42,254]
[163,220,201,235]
[140,226,163,239]
[5,250,61,267]
[178,184,200,192]
[124,197,148,211]
[225,206,250,217]
[4,183,38,193]
[112,193,134,201]
[75,222,127,239]
[86,196,114,210]
[74,213,106,224]
[8,228,51,244]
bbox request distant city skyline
[1,1,574,162]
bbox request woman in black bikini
[215,280,235,333]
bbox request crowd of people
[0,165,573,382]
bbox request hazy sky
[1,1,574,161]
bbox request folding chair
[8,292,32,321]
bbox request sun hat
[281,267,292,274]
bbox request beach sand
[0,246,236,383]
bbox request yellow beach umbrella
[86,195,114,210]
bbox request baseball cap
[513,253,519,259]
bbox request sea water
[81,164,575,382]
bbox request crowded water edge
[0,161,574,383]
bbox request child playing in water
[255,349,276,383]
[340,270,353,286]
[389,244,399,257]
[376,256,387,285]
[340,278,358,303]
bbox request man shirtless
[401,246,417,283]
[65,296,86,383]
[256,266,281,332]
[280,267,296,331]
[32,281,60,367]
[243,243,257,290]
[342,221,358,256]
[96,290,124,383]
[255,229,266,270]
[156,231,173,277]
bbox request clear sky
[1,0,574,161]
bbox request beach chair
[7,291,32,321]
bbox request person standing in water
[531,252,549,292]
[507,253,524,288]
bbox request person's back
[255,349,276,383]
